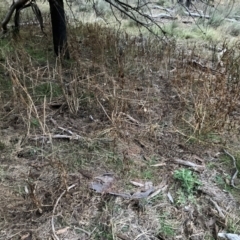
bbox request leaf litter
[1,19,240,240]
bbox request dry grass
[1,4,240,240]
[171,44,240,137]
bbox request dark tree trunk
[14,6,22,33]
[178,0,191,8]
[186,0,191,8]
[48,0,69,58]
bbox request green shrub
[208,14,224,28]
[174,168,201,194]
[228,23,240,37]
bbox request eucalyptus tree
[1,0,68,57]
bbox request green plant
[214,174,232,192]
[0,166,6,182]
[0,38,14,59]
[25,44,49,63]
[176,189,187,205]
[0,141,5,150]
[156,0,166,6]
[227,23,240,36]
[148,193,163,204]
[226,217,240,233]
[142,169,154,179]
[208,14,224,28]
[30,118,40,128]
[163,21,178,36]
[174,168,201,194]
[34,82,62,98]
[204,234,215,240]
[127,19,139,28]
[94,0,112,17]
[158,214,175,237]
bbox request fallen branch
[73,226,91,236]
[149,13,177,20]
[151,5,174,14]
[208,197,225,219]
[225,18,238,23]
[173,158,205,172]
[30,134,83,141]
[218,233,240,240]
[223,150,240,190]
[119,112,140,125]
[30,126,84,141]
[184,11,210,19]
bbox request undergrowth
[1,4,240,239]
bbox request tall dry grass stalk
[172,44,240,136]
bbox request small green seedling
[174,168,201,194]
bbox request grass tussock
[172,44,240,138]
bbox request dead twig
[223,149,240,190]
[30,133,84,141]
[208,197,225,219]
[119,112,140,125]
[73,226,91,236]
[173,158,205,172]
[97,98,113,123]
[51,184,76,240]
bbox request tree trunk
[186,0,191,8]
[48,0,69,58]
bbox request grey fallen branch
[223,149,240,190]
[218,233,240,240]
[184,11,210,19]
[119,112,140,125]
[187,60,222,74]
[107,186,165,199]
[90,174,166,199]
[233,15,240,20]
[30,134,83,141]
[30,126,84,141]
[167,192,174,203]
[58,126,74,135]
[150,5,209,19]
[151,5,174,13]
[173,158,205,172]
[208,197,225,219]
[183,12,240,23]
[149,13,177,20]
[225,18,239,23]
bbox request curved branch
[104,0,167,38]
[1,0,29,33]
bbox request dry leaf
[173,158,205,172]
[144,181,153,190]
[193,155,205,163]
[56,227,70,235]
[167,191,174,203]
[90,173,114,193]
[132,188,154,199]
[147,185,167,200]
[130,180,144,187]
[21,233,31,240]
[150,163,166,167]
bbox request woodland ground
[0,1,240,240]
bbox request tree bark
[186,0,191,8]
[48,0,69,58]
